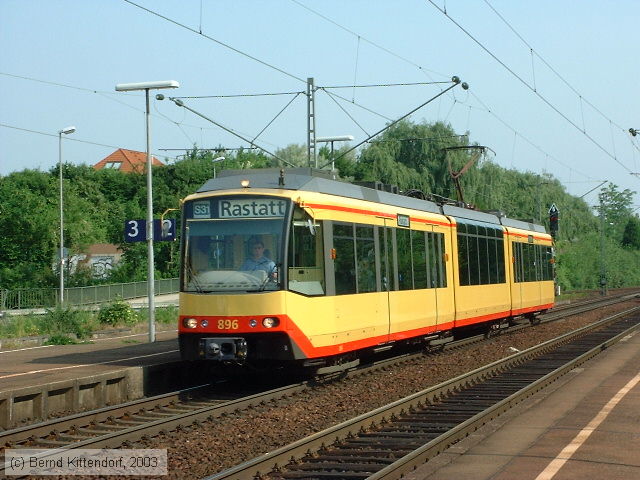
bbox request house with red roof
[93,148,164,173]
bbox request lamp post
[315,135,354,176]
[115,80,179,342]
[58,126,76,305]
[211,156,226,178]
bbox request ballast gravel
[109,298,640,479]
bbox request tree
[597,183,635,243]
[622,216,640,249]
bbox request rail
[208,307,640,480]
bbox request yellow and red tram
[178,168,554,372]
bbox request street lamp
[629,128,639,137]
[115,80,179,342]
[212,156,226,178]
[58,126,76,305]
[315,135,354,176]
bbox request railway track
[207,306,640,480]
[1,293,637,460]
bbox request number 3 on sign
[127,220,139,237]
[124,219,146,243]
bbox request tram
[178,168,554,373]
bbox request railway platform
[0,326,182,430]
[408,326,640,480]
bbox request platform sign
[124,219,177,242]
[154,218,177,241]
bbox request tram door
[378,220,396,338]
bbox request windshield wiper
[250,263,280,292]
[186,263,204,293]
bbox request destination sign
[219,199,287,218]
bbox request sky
[2,0,640,211]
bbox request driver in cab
[240,239,276,279]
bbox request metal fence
[0,278,179,311]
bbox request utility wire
[0,122,177,161]
[319,89,393,122]
[482,0,630,135]
[289,0,448,80]
[122,0,306,84]
[322,79,464,168]
[176,91,304,99]
[426,0,635,176]
[165,97,295,167]
[468,91,596,181]
[251,92,303,143]
[319,88,371,137]
[323,81,453,89]
[286,0,583,184]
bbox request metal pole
[307,77,316,168]
[599,199,607,296]
[58,132,64,305]
[145,89,156,342]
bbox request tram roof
[198,168,546,234]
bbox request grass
[0,303,178,342]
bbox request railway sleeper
[76,425,127,434]
[321,448,414,457]
[278,472,372,479]
[54,433,93,442]
[288,460,394,470]
[309,454,405,462]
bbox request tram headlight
[262,317,280,328]
[249,319,258,328]
[183,318,198,329]
[201,319,209,328]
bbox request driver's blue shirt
[240,256,275,274]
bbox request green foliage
[622,216,640,249]
[2,121,639,293]
[154,305,178,324]
[98,299,139,326]
[0,314,41,338]
[39,305,95,339]
[44,334,78,345]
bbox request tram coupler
[199,337,248,361]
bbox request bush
[98,299,139,326]
[155,306,178,325]
[39,305,94,340]
[45,334,77,345]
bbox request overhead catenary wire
[426,0,636,176]
[283,1,611,190]
[482,0,631,136]
[0,122,179,161]
[251,92,303,143]
[164,97,295,167]
[288,0,449,81]
[469,91,597,181]
[321,78,466,168]
[122,0,307,84]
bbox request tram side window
[412,231,428,289]
[457,222,505,286]
[288,208,325,295]
[333,223,357,295]
[513,242,553,283]
[543,246,554,281]
[356,226,376,293]
[496,232,506,283]
[427,232,447,288]
[397,228,413,290]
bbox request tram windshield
[184,218,284,293]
